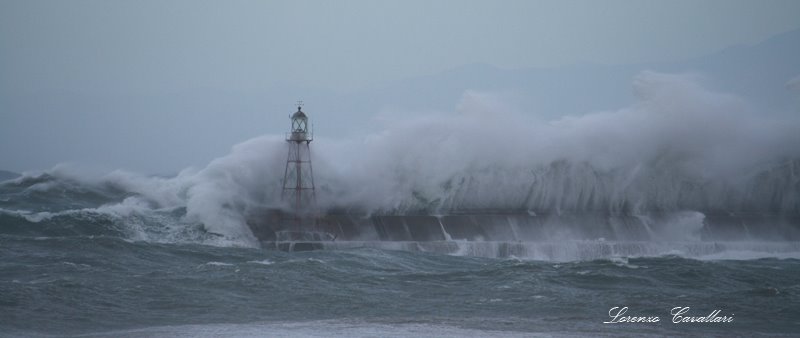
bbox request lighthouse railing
[286,131,313,141]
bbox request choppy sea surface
[2,234,800,337]
[2,146,800,337]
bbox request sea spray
[2,72,799,246]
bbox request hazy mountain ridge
[0,170,20,182]
[2,28,798,173]
[348,28,800,120]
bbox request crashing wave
[1,72,799,247]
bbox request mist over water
[3,72,800,337]
[2,71,799,247]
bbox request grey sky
[4,0,800,91]
[2,0,800,173]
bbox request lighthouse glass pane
[293,119,306,132]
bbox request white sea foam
[695,248,800,261]
[81,320,542,338]
[321,240,800,261]
[247,259,274,265]
[201,262,234,267]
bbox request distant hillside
[345,28,800,119]
[3,28,797,172]
[304,27,800,136]
[0,170,20,182]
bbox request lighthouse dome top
[291,106,307,120]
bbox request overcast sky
[2,0,800,173]
[4,0,800,91]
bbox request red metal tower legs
[282,140,316,227]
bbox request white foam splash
[322,240,800,262]
[247,259,274,265]
[6,71,799,248]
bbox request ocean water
[2,173,800,337]
[2,234,799,337]
[3,73,800,336]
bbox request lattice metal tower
[281,102,316,228]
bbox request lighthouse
[246,102,333,250]
[281,102,317,229]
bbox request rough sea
[2,170,800,338]
[3,72,800,336]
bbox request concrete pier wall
[247,210,800,242]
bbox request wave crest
[2,72,799,245]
